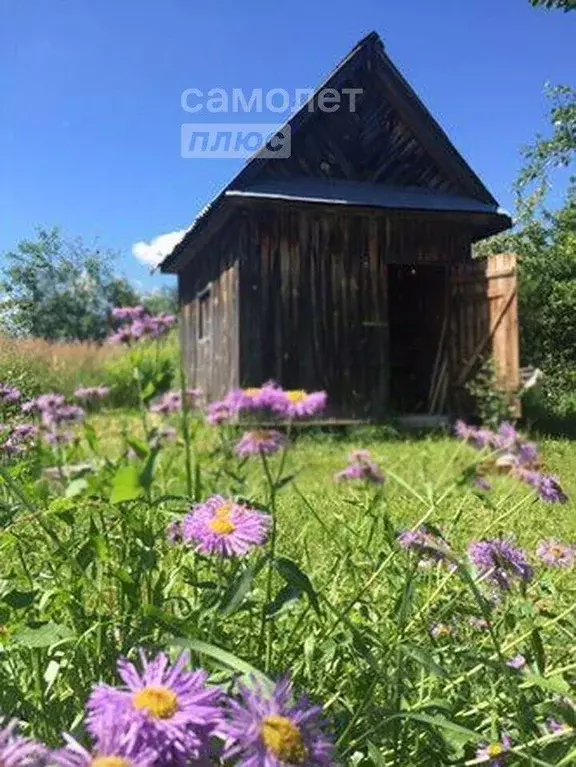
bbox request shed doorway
[388,264,448,413]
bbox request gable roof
[161,32,509,273]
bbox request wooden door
[450,253,520,409]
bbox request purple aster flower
[547,718,569,734]
[42,404,85,429]
[35,394,66,411]
[108,327,134,345]
[512,468,568,504]
[506,654,526,670]
[398,527,451,565]
[0,717,47,766]
[86,651,221,764]
[475,735,512,765]
[207,400,234,425]
[1,439,24,456]
[473,428,498,450]
[334,449,384,485]
[537,540,575,569]
[151,313,177,337]
[150,391,182,415]
[454,419,475,441]
[468,538,533,591]
[219,676,334,766]
[127,313,176,342]
[182,495,271,558]
[235,430,286,458]
[0,385,22,406]
[538,475,568,504]
[225,386,272,414]
[495,422,520,449]
[11,424,39,442]
[112,306,149,323]
[74,386,110,401]
[517,441,540,468]
[52,717,158,767]
[274,389,327,419]
[20,400,38,415]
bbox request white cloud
[132,229,187,268]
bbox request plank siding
[237,201,473,417]
[449,253,519,411]
[178,222,239,400]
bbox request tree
[515,85,576,218]
[475,85,576,371]
[529,0,575,10]
[0,228,139,342]
[141,285,179,316]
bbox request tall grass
[0,333,179,407]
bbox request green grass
[1,408,575,764]
[88,411,576,554]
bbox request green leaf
[140,448,160,492]
[171,638,270,683]
[367,741,387,766]
[12,622,75,648]
[220,565,257,618]
[65,478,88,498]
[142,606,184,633]
[125,437,150,460]
[395,712,482,743]
[402,644,450,679]
[531,627,546,674]
[83,422,99,452]
[524,673,570,695]
[4,589,37,609]
[110,463,143,504]
[265,584,302,618]
[274,557,321,615]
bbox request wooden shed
[161,32,519,418]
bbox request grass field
[1,401,575,765]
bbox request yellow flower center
[487,743,505,757]
[214,501,235,520]
[209,517,237,535]
[261,715,308,764]
[253,430,273,440]
[550,546,565,559]
[286,390,307,404]
[92,758,131,767]
[243,388,262,399]
[132,686,178,719]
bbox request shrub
[101,334,179,407]
[465,358,515,427]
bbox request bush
[522,364,576,435]
[102,334,180,408]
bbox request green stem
[260,452,278,673]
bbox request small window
[198,287,211,340]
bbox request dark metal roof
[226,178,510,216]
[160,32,508,273]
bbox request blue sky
[1,0,574,291]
